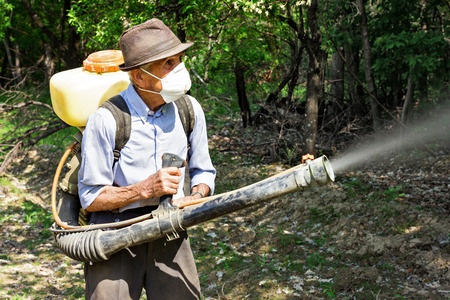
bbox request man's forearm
[85,184,149,212]
[85,167,182,212]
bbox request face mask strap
[140,67,161,81]
[138,67,162,95]
[137,87,160,95]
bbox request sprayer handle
[159,153,187,208]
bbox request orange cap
[301,154,315,164]
[83,50,125,73]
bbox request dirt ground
[0,126,449,299]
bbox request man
[78,18,216,300]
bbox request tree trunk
[3,37,23,85]
[44,44,54,83]
[329,50,345,120]
[401,73,415,124]
[356,0,381,130]
[286,41,302,104]
[234,64,252,128]
[0,51,7,86]
[304,64,323,156]
[302,0,326,156]
[345,44,365,117]
[58,0,79,70]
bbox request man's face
[141,52,185,92]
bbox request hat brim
[119,42,194,71]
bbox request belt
[109,205,158,215]
[91,205,159,225]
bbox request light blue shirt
[78,85,216,211]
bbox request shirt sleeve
[187,96,217,195]
[78,108,116,209]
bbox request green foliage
[373,31,448,81]
[68,0,153,51]
[367,0,449,108]
[0,0,13,40]
[21,200,54,244]
[3,0,70,81]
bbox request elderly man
[78,18,216,300]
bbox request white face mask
[138,62,192,103]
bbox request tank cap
[83,50,124,73]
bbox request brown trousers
[84,209,201,300]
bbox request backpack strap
[101,95,131,162]
[174,95,195,148]
[100,94,194,162]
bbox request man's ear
[130,69,144,84]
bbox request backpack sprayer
[49,51,335,263]
[52,153,334,262]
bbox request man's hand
[171,194,200,208]
[171,183,210,208]
[141,167,182,198]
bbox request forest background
[0,0,449,299]
[0,0,448,163]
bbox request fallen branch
[0,141,22,174]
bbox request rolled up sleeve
[78,108,116,209]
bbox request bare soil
[0,126,449,299]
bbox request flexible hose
[51,141,77,229]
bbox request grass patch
[309,206,338,224]
[0,176,21,194]
[342,177,371,198]
[38,126,79,151]
[21,200,54,248]
[278,230,302,247]
[305,253,328,268]
[22,200,53,228]
[382,186,405,202]
[321,282,337,298]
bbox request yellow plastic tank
[50,50,130,127]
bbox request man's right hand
[142,167,182,198]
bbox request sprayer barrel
[54,156,334,262]
[179,155,334,228]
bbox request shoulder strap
[174,95,195,142]
[101,95,131,162]
[99,95,192,161]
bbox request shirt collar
[122,85,169,122]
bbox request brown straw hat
[118,18,193,71]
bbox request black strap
[174,95,195,148]
[101,95,131,162]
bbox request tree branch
[0,100,53,113]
